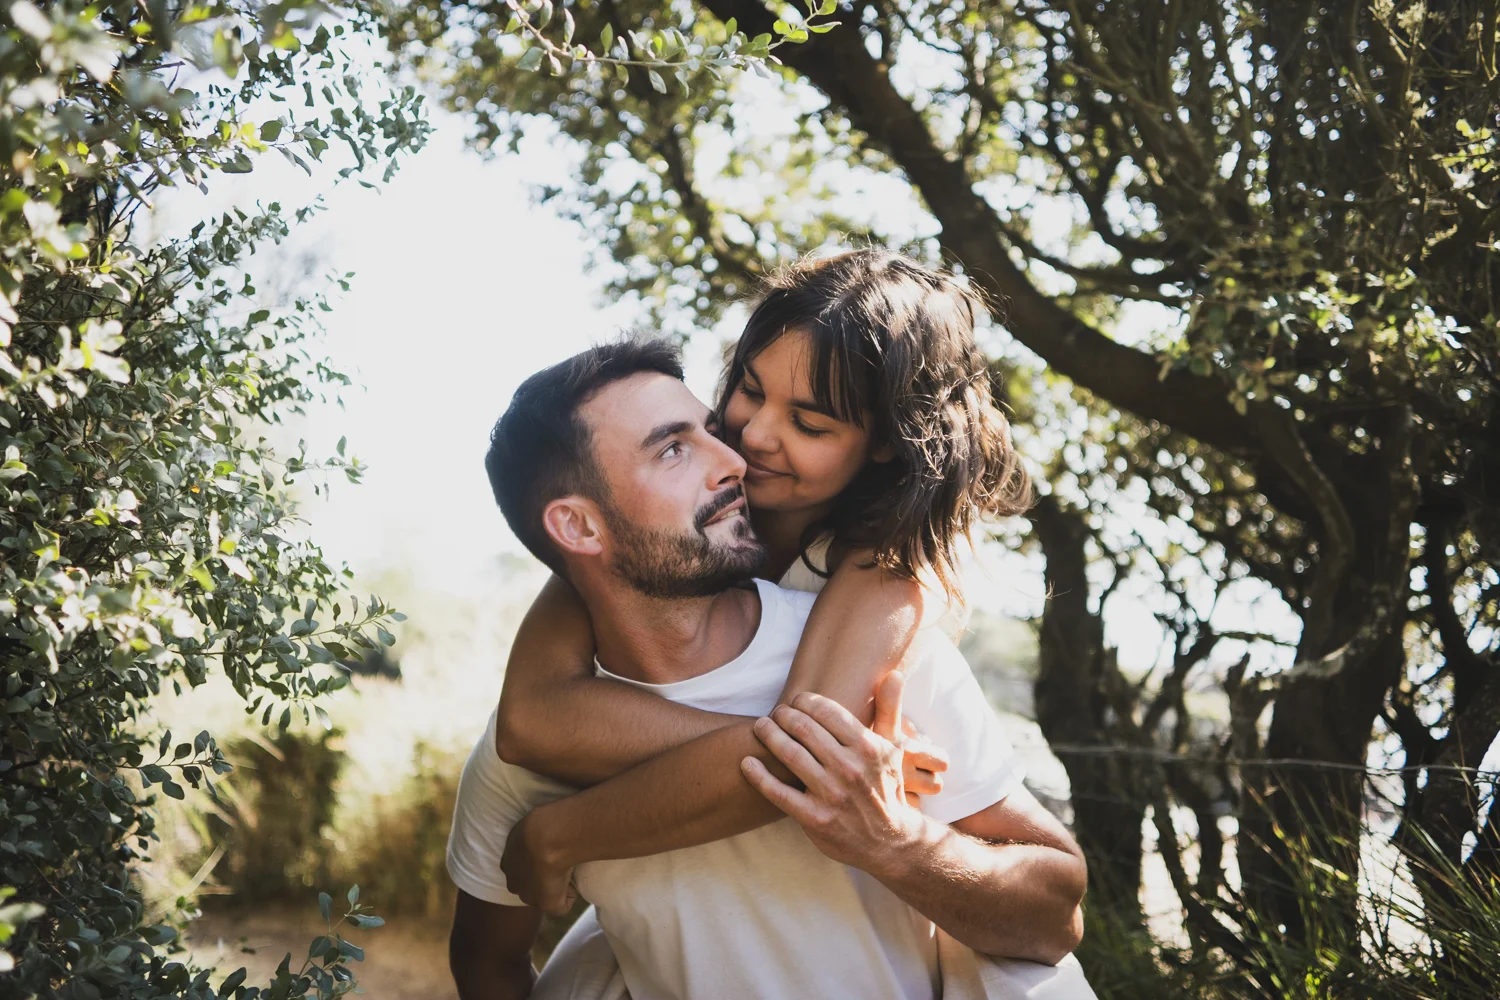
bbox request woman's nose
[739,407,777,454]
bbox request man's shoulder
[756,578,818,619]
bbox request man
[447,338,1088,999]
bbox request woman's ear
[542,497,605,560]
[871,440,897,464]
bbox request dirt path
[186,904,456,1000]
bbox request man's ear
[541,496,606,559]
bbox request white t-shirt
[447,578,1023,1000]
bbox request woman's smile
[742,454,791,482]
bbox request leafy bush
[0,0,426,993]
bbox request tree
[390,0,1500,992]
[0,1,423,994]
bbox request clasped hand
[500,671,949,913]
[740,671,941,874]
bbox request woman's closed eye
[791,413,830,438]
[737,381,764,401]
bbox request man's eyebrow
[640,420,696,450]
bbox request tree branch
[698,0,1262,456]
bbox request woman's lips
[743,456,789,480]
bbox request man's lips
[702,495,747,526]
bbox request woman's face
[721,327,878,514]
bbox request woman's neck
[751,503,832,580]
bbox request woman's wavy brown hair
[716,249,1033,599]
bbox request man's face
[578,373,766,597]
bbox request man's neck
[579,580,763,685]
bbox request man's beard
[603,486,767,598]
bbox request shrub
[0,1,424,993]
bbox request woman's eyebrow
[744,359,835,417]
[792,397,837,418]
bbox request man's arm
[741,682,1087,964]
[449,890,542,1000]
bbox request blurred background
[5,2,1497,998]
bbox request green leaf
[773,19,792,35]
[218,968,247,997]
[648,70,667,94]
[818,0,838,13]
[347,884,360,907]
[319,892,332,921]
[259,120,283,142]
[600,23,614,53]
[516,46,545,72]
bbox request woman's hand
[897,716,948,803]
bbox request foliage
[0,0,429,993]
[390,0,1500,994]
[210,731,347,904]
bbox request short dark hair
[486,337,685,575]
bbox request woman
[496,249,1068,997]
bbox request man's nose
[706,434,747,489]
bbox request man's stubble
[603,487,767,599]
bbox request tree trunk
[1030,495,1148,926]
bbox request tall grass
[1080,820,1500,1000]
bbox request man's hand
[499,809,577,916]
[741,672,936,874]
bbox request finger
[771,704,849,767]
[906,739,950,774]
[871,670,905,743]
[754,715,834,794]
[903,763,943,797]
[544,879,574,917]
[742,756,823,825]
[901,715,920,740]
[790,691,876,749]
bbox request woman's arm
[503,561,937,911]
[494,574,741,785]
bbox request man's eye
[661,442,683,458]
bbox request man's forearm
[451,955,535,1000]
[871,817,1086,964]
[532,720,795,866]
